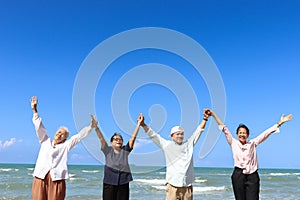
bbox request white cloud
[70,153,81,159]
[134,138,153,149]
[0,138,16,150]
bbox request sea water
[0,164,299,199]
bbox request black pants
[231,167,260,200]
[103,182,129,200]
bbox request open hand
[30,96,38,108]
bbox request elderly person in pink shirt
[30,96,98,200]
[207,110,292,200]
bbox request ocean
[0,163,299,199]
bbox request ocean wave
[151,185,226,193]
[69,177,88,182]
[135,178,207,185]
[82,170,100,173]
[151,185,165,190]
[0,168,13,172]
[195,179,207,183]
[269,173,300,176]
[194,186,226,193]
[134,178,165,185]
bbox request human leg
[46,173,66,200]
[103,183,117,200]
[116,183,129,200]
[32,176,47,200]
[231,167,246,200]
[245,171,260,200]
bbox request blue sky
[0,0,299,169]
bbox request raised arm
[129,113,143,149]
[207,109,234,145]
[66,114,98,151]
[30,96,48,142]
[190,108,211,145]
[92,115,107,150]
[139,113,168,149]
[253,114,292,145]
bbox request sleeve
[65,125,93,151]
[123,142,133,152]
[32,113,49,143]
[252,124,279,146]
[188,126,204,146]
[102,144,110,155]
[219,125,233,145]
[146,127,169,149]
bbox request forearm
[95,127,107,149]
[144,127,167,149]
[212,112,224,126]
[129,123,140,149]
[31,101,38,114]
[192,126,205,145]
[32,106,37,114]
[67,125,93,150]
[254,124,278,145]
[141,124,149,133]
[32,113,48,142]
[199,117,208,129]
[277,120,285,127]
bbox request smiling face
[54,127,69,145]
[171,132,185,145]
[110,134,123,150]
[236,127,249,145]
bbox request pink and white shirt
[219,124,279,174]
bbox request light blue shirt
[146,126,204,187]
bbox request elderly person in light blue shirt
[140,109,210,200]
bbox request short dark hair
[110,133,123,142]
[236,124,250,135]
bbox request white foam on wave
[0,168,13,172]
[269,173,300,176]
[134,179,166,185]
[151,185,226,193]
[151,185,165,190]
[194,179,207,183]
[69,177,88,182]
[82,170,100,173]
[193,186,226,193]
[135,178,207,185]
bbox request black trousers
[103,182,129,200]
[231,167,260,200]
